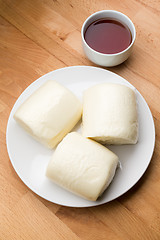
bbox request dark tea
[84,18,132,54]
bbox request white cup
[81,10,136,67]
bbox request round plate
[6,66,155,207]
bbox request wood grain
[0,0,160,239]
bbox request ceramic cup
[81,10,136,67]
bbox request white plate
[6,66,155,207]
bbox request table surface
[0,0,160,239]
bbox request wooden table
[0,0,160,239]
